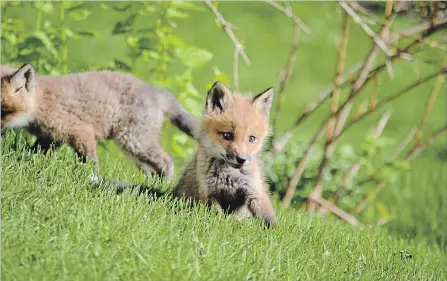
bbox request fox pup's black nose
[236,156,246,164]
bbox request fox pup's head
[1,63,36,128]
[201,81,274,169]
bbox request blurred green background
[2,1,446,252]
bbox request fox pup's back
[174,81,278,225]
[1,64,198,179]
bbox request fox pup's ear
[252,87,274,117]
[10,63,35,93]
[206,81,232,114]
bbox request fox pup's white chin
[5,112,33,128]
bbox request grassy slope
[2,2,446,278]
[2,135,446,280]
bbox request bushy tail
[165,95,200,140]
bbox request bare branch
[281,124,327,207]
[413,72,445,146]
[272,24,301,135]
[233,47,240,91]
[205,0,251,65]
[337,67,446,140]
[354,124,447,214]
[271,63,359,153]
[311,196,360,225]
[353,182,386,214]
[308,11,350,213]
[405,125,447,161]
[390,129,417,161]
[321,111,391,216]
[263,0,310,34]
[279,8,446,209]
[338,1,394,57]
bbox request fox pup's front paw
[262,215,278,228]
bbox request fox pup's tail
[165,96,199,140]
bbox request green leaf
[392,160,411,171]
[167,8,190,19]
[100,3,110,10]
[74,31,100,39]
[139,3,156,16]
[170,1,204,11]
[173,134,188,145]
[112,60,132,72]
[142,51,159,60]
[184,98,202,117]
[212,67,231,85]
[69,9,91,21]
[32,31,58,58]
[126,36,139,48]
[376,202,390,219]
[174,45,213,69]
[112,14,137,35]
[62,27,74,39]
[111,3,132,12]
[33,2,54,14]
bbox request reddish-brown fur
[174,81,278,226]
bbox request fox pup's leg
[247,191,278,226]
[234,204,254,220]
[205,196,224,212]
[31,136,62,154]
[131,144,174,180]
[67,124,98,164]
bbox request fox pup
[1,63,199,179]
[174,81,278,225]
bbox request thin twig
[354,124,447,214]
[272,24,301,135]
[337,67,446,140]
[271,63,360,153]
[205,0,251,65]
[311,196,360,225]
[280,16,446,207]
[413,72,445,146]
[322,111,391,215]
[233,47,240,91]
[338,1,394,57]
[405,125,447,161]
[308,11,350,213]
[347,1,386,25]
[308,12,395,211]
[390,129,417,161]
[272,14,403,154]
[263,0,310,34]
[331,14,394,137]
[281,123,327,207]
[353,182,386,214]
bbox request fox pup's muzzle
[225,153,249,168]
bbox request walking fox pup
[174,81,278,226]
[1,63,198,179]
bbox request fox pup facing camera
[174,81,278,226]
[1,63,199,179]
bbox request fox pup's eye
[249,136,256,143]
[222,132,234,141]
[14,86,23,93]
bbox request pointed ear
[252,87,274,117]
[206,81,233,114]
[10,63,35,92]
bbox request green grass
[2,134,447,280]
[2,2,447,279]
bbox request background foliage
[2,0,446,255]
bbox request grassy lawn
[2,135,446,280]
[2,1,447,279]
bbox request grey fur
[1,64,199,179]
